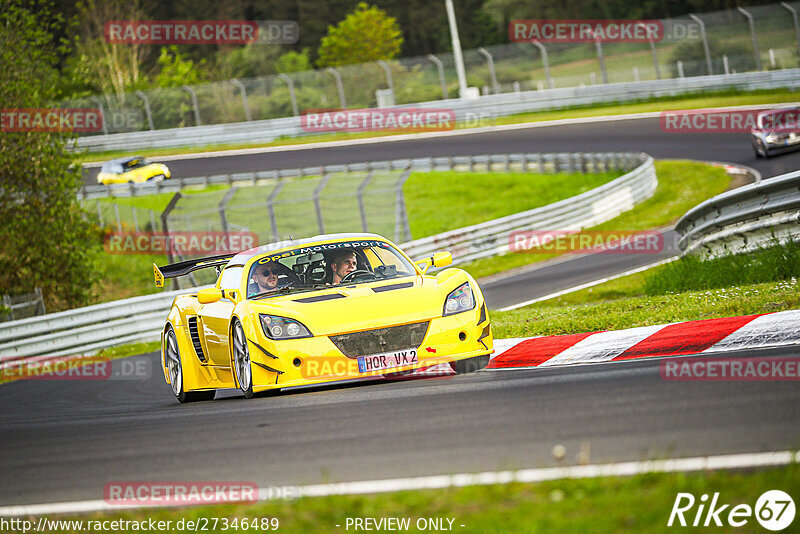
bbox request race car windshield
[124,158,149,170]
[247,240,416,299]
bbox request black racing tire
[449,354,490,374]
[165,327,216,403]
[147,174,166,182]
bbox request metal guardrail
[74,69,800,153]
[7,152,654,360]
[676,168,800,256]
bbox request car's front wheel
[232,320,255,399]
[449,354,490,374]
[165,327,215,403]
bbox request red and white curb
[486,310,800,370]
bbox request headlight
[259,314,312,340]
[443,282,475,316]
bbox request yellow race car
[97,156,170,185]
[154,234,493,402]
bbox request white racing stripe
[0,451,795,517]
[539,324,668,366]
[703,309,800,353]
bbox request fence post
[377,60,395,102]
[638,22,661,80]
[230,79,252,121]
[89,96,109,135]
[113,203,122,232]
[781,2,800,61]
[357,172,373,232]
[313,174,332,234]
[593,35,608,84]
[427,54,449,99]
[277,74,299,116]
[477,47,500,94]
[737,7,762,71]
[530,40,554,89]
[160,193,182,288]
[689,14,713,75]
[35,287,46,315]
[218,187,238,235]
[326,67,347,109]
[96,202,104,227]
[150,209,157,231]
[132,207,139,232]
[723,55,730,75]
[394,169,412,243]
[677,60,684,78]
[267,181,285,242]
[135,90,155,130]
[182,85,201,125]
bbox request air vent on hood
[371,282,414,293]
[293,293,346,303]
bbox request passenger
[329,250,357,284]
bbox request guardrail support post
[427,54,449,99]
[689,14,713,75]
[357,172,373,232]
[182,85,201,125]
[394,169,412,243]
[477,47,500,94]
[377,60,395,103]
[326,67,347,109]
[277,74,299,116]
[737,7,762,71]
[781,2,800,61]
[135,90,155,130]
[230,79,252,121]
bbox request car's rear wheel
[165,327,215,403]
[449,354,490,374]
[232,320,255,399]
[148,174,165,182]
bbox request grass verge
[462,160,731,280]
[15,464,798,533]
[75,88,800,163]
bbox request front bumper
[246,306,492,391]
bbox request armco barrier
[7,152,655,359]
[676,168,800,256]
[74,69,800,153]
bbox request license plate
[358,349,418,373]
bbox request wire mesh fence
[61,2,800,136]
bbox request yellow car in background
[97,156,170,185]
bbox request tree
[316,2,403,67]
[0,0,98,311]
[276,49,312,74]
[154,46,206,88]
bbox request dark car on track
[751,107,800,158]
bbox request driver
[329,250,357,285]
[253,261,283,293]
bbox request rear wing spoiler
[153,253,234,287]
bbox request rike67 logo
[668,490,795,530]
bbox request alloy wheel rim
[233,323,251,391]
[165,330,181,396]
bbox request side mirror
[197,288,223,304]
[416,251,453,274]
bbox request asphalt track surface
[1,348,798,507]
[82,117,800,184]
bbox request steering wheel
[339,269,374,284]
